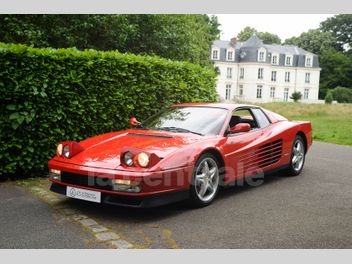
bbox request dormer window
[257,48,266,62]
[305,56,312,67]
[227,49,234,61]
[259,52,264,61]
[271,53,279,65]
[285,54,293,66]
[212,48,219,60]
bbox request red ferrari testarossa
[48,103,312,208]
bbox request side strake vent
[238,139,283,172]
[127,133,172,139]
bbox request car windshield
[142,106,228,136]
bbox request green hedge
[0,43,217,179]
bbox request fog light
[49,169,61,181]
[112,179,141,192]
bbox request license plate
[66,186,101,203]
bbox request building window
[227,51,234,61]
[285,55,292,66]
[212,49,219,60]
[259,51,265,61]
[239,68,244,79]
[271,71,277,82]
[256,85,263,99]
[270,87,275,98]
[239,84,243,96]
[225,84,232,100]
[258,48,266,62]
[305,73,310,83]
[226,67,232,79]
[258,68,264,80]
[306,57,312,67]
[304,88,309,99]
[272,55,278,65]
[285,72,290,82]
[284,88,289,102]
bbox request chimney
[230,37,237,47]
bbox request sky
[214,14,334,41]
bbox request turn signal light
[112,179,141,192]
[49,169,61,181]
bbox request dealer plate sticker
[66,186,101,203]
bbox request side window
[251,108,271,128]
[229,109,258,129]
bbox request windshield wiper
[157,127,204,136]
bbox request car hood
[55,129,203,170]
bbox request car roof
[173,102,259,111]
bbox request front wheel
[286,135,306,176]
[188,153,220,207]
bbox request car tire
[286,135,306,176]
[188,153,221,207]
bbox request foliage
[320,14,352,51]
[332,87,352,103]
[0,43,217,179]
[0,14,220,67]
[283,15,352,100]
[290,91,302,102]
[237,26,281,44]
[325,90,334,104]
[319,49,352,98]
[284,29,339,55]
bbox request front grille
[61,172,113,191]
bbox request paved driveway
[1,141,351,248]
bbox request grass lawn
[257,103,352,146]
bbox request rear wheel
[286,135,306,176]
[188,153,220,207]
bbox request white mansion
[211,35,321,103]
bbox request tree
[332,87,352,103]
[237,26,281,44]
[0,15,135,50]
[319,49,352,98]
[290,91,302,102]
[320,14,352,51]
[325,90,333,104]
[123,15,220,66]
[284,29,338,55]
[0,14,220,66]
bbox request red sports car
[48,103,312,208]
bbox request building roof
[212,35,319,67]
[242,34,264,47]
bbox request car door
[221,107,264,182]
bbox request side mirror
[228,123,251,134]
[129,117,141,127]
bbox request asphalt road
[0,182,105,248]
[1,141,352,248]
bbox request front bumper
[48,159,193,207]
[50,182,189,208]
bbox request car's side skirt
[223,163,290,187]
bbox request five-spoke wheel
[189,153,220,207]
[287,135,306,176]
